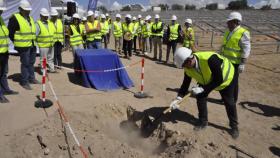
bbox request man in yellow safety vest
[100,14,109,48]
[85,10,96,49]
[36,8,56,73]
[221,12,251,103]
[0,2,18,103]
[49,8,64,69]
[68,13,83,59]
[8,0,39,90]
[112,14,122,54]
[172,47,239,139]
[151,14,164,61]
[182,18,195,49]
[105,13,111,45]
[122,14,134,59]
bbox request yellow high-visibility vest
[14,13,36,47]
[86,21,95,41]
[169,23,179,41]
[69,24,83,46]
[36,20,54,48]
[185,51,234,91]
[100,21,109,35]
[221,27,249,64]
[152,22,163,37]
[113,21,122,38]
[49,19,64,44]
[0,17,9,53]
[183,27,195,48]
[92,20,102,40]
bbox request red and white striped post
[35,57,53,109]
[42,57,47,102]
[134,58,148,98]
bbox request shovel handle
[164,93,191,114]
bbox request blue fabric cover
[74,49,134,91]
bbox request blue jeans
[87,41,95,49]
[18,47,37,85]
[0,53,11,93]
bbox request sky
[75,0,280,10]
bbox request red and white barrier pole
[140,58,145,94]
[134,58,148,98]
[42,57,47,102]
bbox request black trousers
[233,64,239,103]
[123,39,132,57]
[102,35,108,49]
[54,42,63,67]
[196,71,238,129]
[166,40,177,62]
[133,36,137,52]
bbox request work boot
[194,121,208,131]
[0,95,9,103]
[21,84,32,90]
[230,128,239,139]
[4,90,19,95]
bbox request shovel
[140,93,191,137]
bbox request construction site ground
[0,23,280,158]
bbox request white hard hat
[40,8,49,17]
[138,14,142,18]
[125,14,131,19]
[105,13,109,17]
[0,0,7,11]
[155,14,160,19]
[116,14,121,18]
[19,0,32,11]
[50,8,58,16]
[185,18,192,24]
[171,15,177,21]
[174,47,193,68]
[87,10,94,17]
[82,17,87,21]
[101,14,106,19]
[94,13,99,18]
[145,16,150,21]
[73,13,80,19]
[132,16,136,20]
[227,11,242,22]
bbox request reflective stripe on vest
[141,24,149,38]
[93,20,102,40]
[152,22,163,37]
[122,23,134,35]
[14,13,36,47]
[0,17,9,53]
[184,51,234,91]
[86,22,95,41]
[113,21,122,37]
[222,27,248,64]
[100,21,109,35]
[49,19,64,43]
[183,27,195,48]
[169,23,179,41]
[70,25,83,46]
[36,20,54,48]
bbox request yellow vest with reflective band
[152,22,163,37]
[183,27,195,48]
[141,23,149,38]
[100,21,109,35]
[185,51,234,91]
[14,13,36,47]
[147,22,153,36]
[222,27,248,64]
[113,21,122,38]
[36,20,54,48]
[49,19,64,44]
[79,23,86,44]
[106,18,112,29]
[85,22,94,41]
[70,25,83,46]
[0,17,9,53]
[122,22,134,35]
[136,21,142,35]
[92,20,102,40]
[169,23,179,41]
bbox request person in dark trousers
[122,14,133,60]
[221,12,251,104]
[166,15,181,64]
[8,0,40,90]
[151,14,164,61]
[170,47,239,139]
[0,4,19,103]
[49,8,64,69]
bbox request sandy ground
[0,31,280,158]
